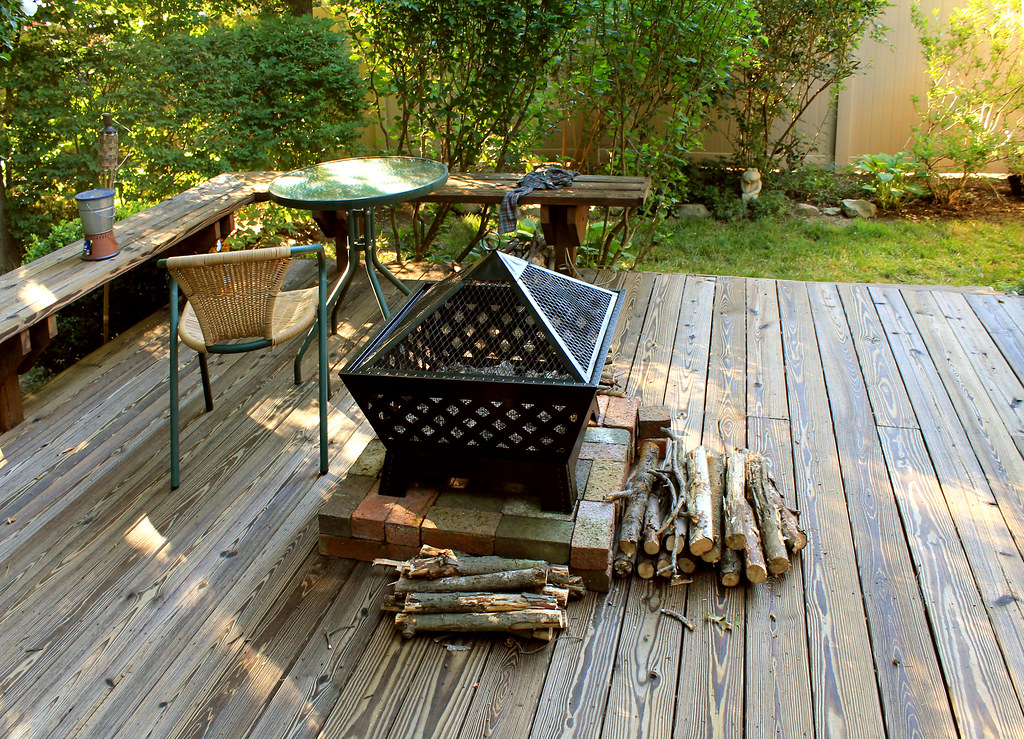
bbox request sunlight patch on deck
[18,281,57,312]
[125,515,169,559]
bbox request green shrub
[720,0,888,171]
[343,0,575,259]
[910,0,1024,204]
[854,152,926,210]
[4,10,365,244]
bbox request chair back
[165,246,292,345]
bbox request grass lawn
[637,216,1024,288]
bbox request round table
[270,156,449,323]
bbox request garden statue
[741,168,762,203]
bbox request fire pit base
[381,450,578,512]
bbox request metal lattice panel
[361,392,581,457]
[364,282,574,381]
[518,263,614,379]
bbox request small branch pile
[608,442,806,586]
[375,545,585,641]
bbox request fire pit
[340,251,621,512]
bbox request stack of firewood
[375,546,585,641]
[610,440,806,586]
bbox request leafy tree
[720,0,888,171]
[545,0,756,266]
[343,0,575,258]
[910,0,1024,204]
[2,2,364,261]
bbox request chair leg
[318,255,329,476]
[169,285,181,489]
[199,353,214,412]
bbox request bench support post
[540,204,589,274]
[0,316,57,432]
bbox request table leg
[541,204,589,274]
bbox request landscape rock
[672,203,711,220]
[791,203,821,218]
[821,207,842,217]
[841,199,877,219]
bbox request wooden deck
[2,264,1023,738]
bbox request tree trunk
[0,172,18,273]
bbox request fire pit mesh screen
[363,281,573,381]
[517,264,614,378]
[355,251,617,383]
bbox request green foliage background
[3,1,365,248]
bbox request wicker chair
[161,244,329,488]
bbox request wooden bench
[0,171,278,432]
[415,172,651,269]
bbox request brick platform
[318,404,641,592]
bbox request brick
[421,506,502,556]
[348,438,388,477]
[318,475,378,539]
[387,543,421,561]
[602,396,639,437]
[571,500,616,571]
[350,488,399,541]
[641,437,671,459]
[319,533,388,561]
[578,441,628,463]
[573,560,613,593]
[584,426,632,446]
[575,459,593,495]
[385,487,439,548]
[638,404,672,440]
[584,459,629,503]
[502,496,576,521]
[494,516,573,564]
[434,490,506,512]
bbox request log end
[746,565,768,584]
[768,557,791,576]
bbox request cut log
[678,554,697,574]
[766,475,807,553]
[403,591,559,614]
[724,450,756,551]
[656,553,673,578]
[642,487,667,555]
[685,446,714,556]
[720,547,742,587]
[702,450,726,563]
[395,609,566,638]
[613,549,635,578]
[636,554,656,579]
[548,567,586,599]
[747,452,790,575]
[619,441,661,555]
[405,550,548,579]
[394,567,547,594]
[538,585,570,608]
[381,594,404,612]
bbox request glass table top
[269,156,449,210]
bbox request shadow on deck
[1,264,1023,738]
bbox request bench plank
[0,171,277,348]
[418,173,650,208]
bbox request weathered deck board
[745,278,812,739]
[870,286,1024,703]
[604,272,688,739]
[1,267,1023,739]
[809,282,954,739]
[675,275,747,739]
[778,281,886,739]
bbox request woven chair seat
[178,285,319,352]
